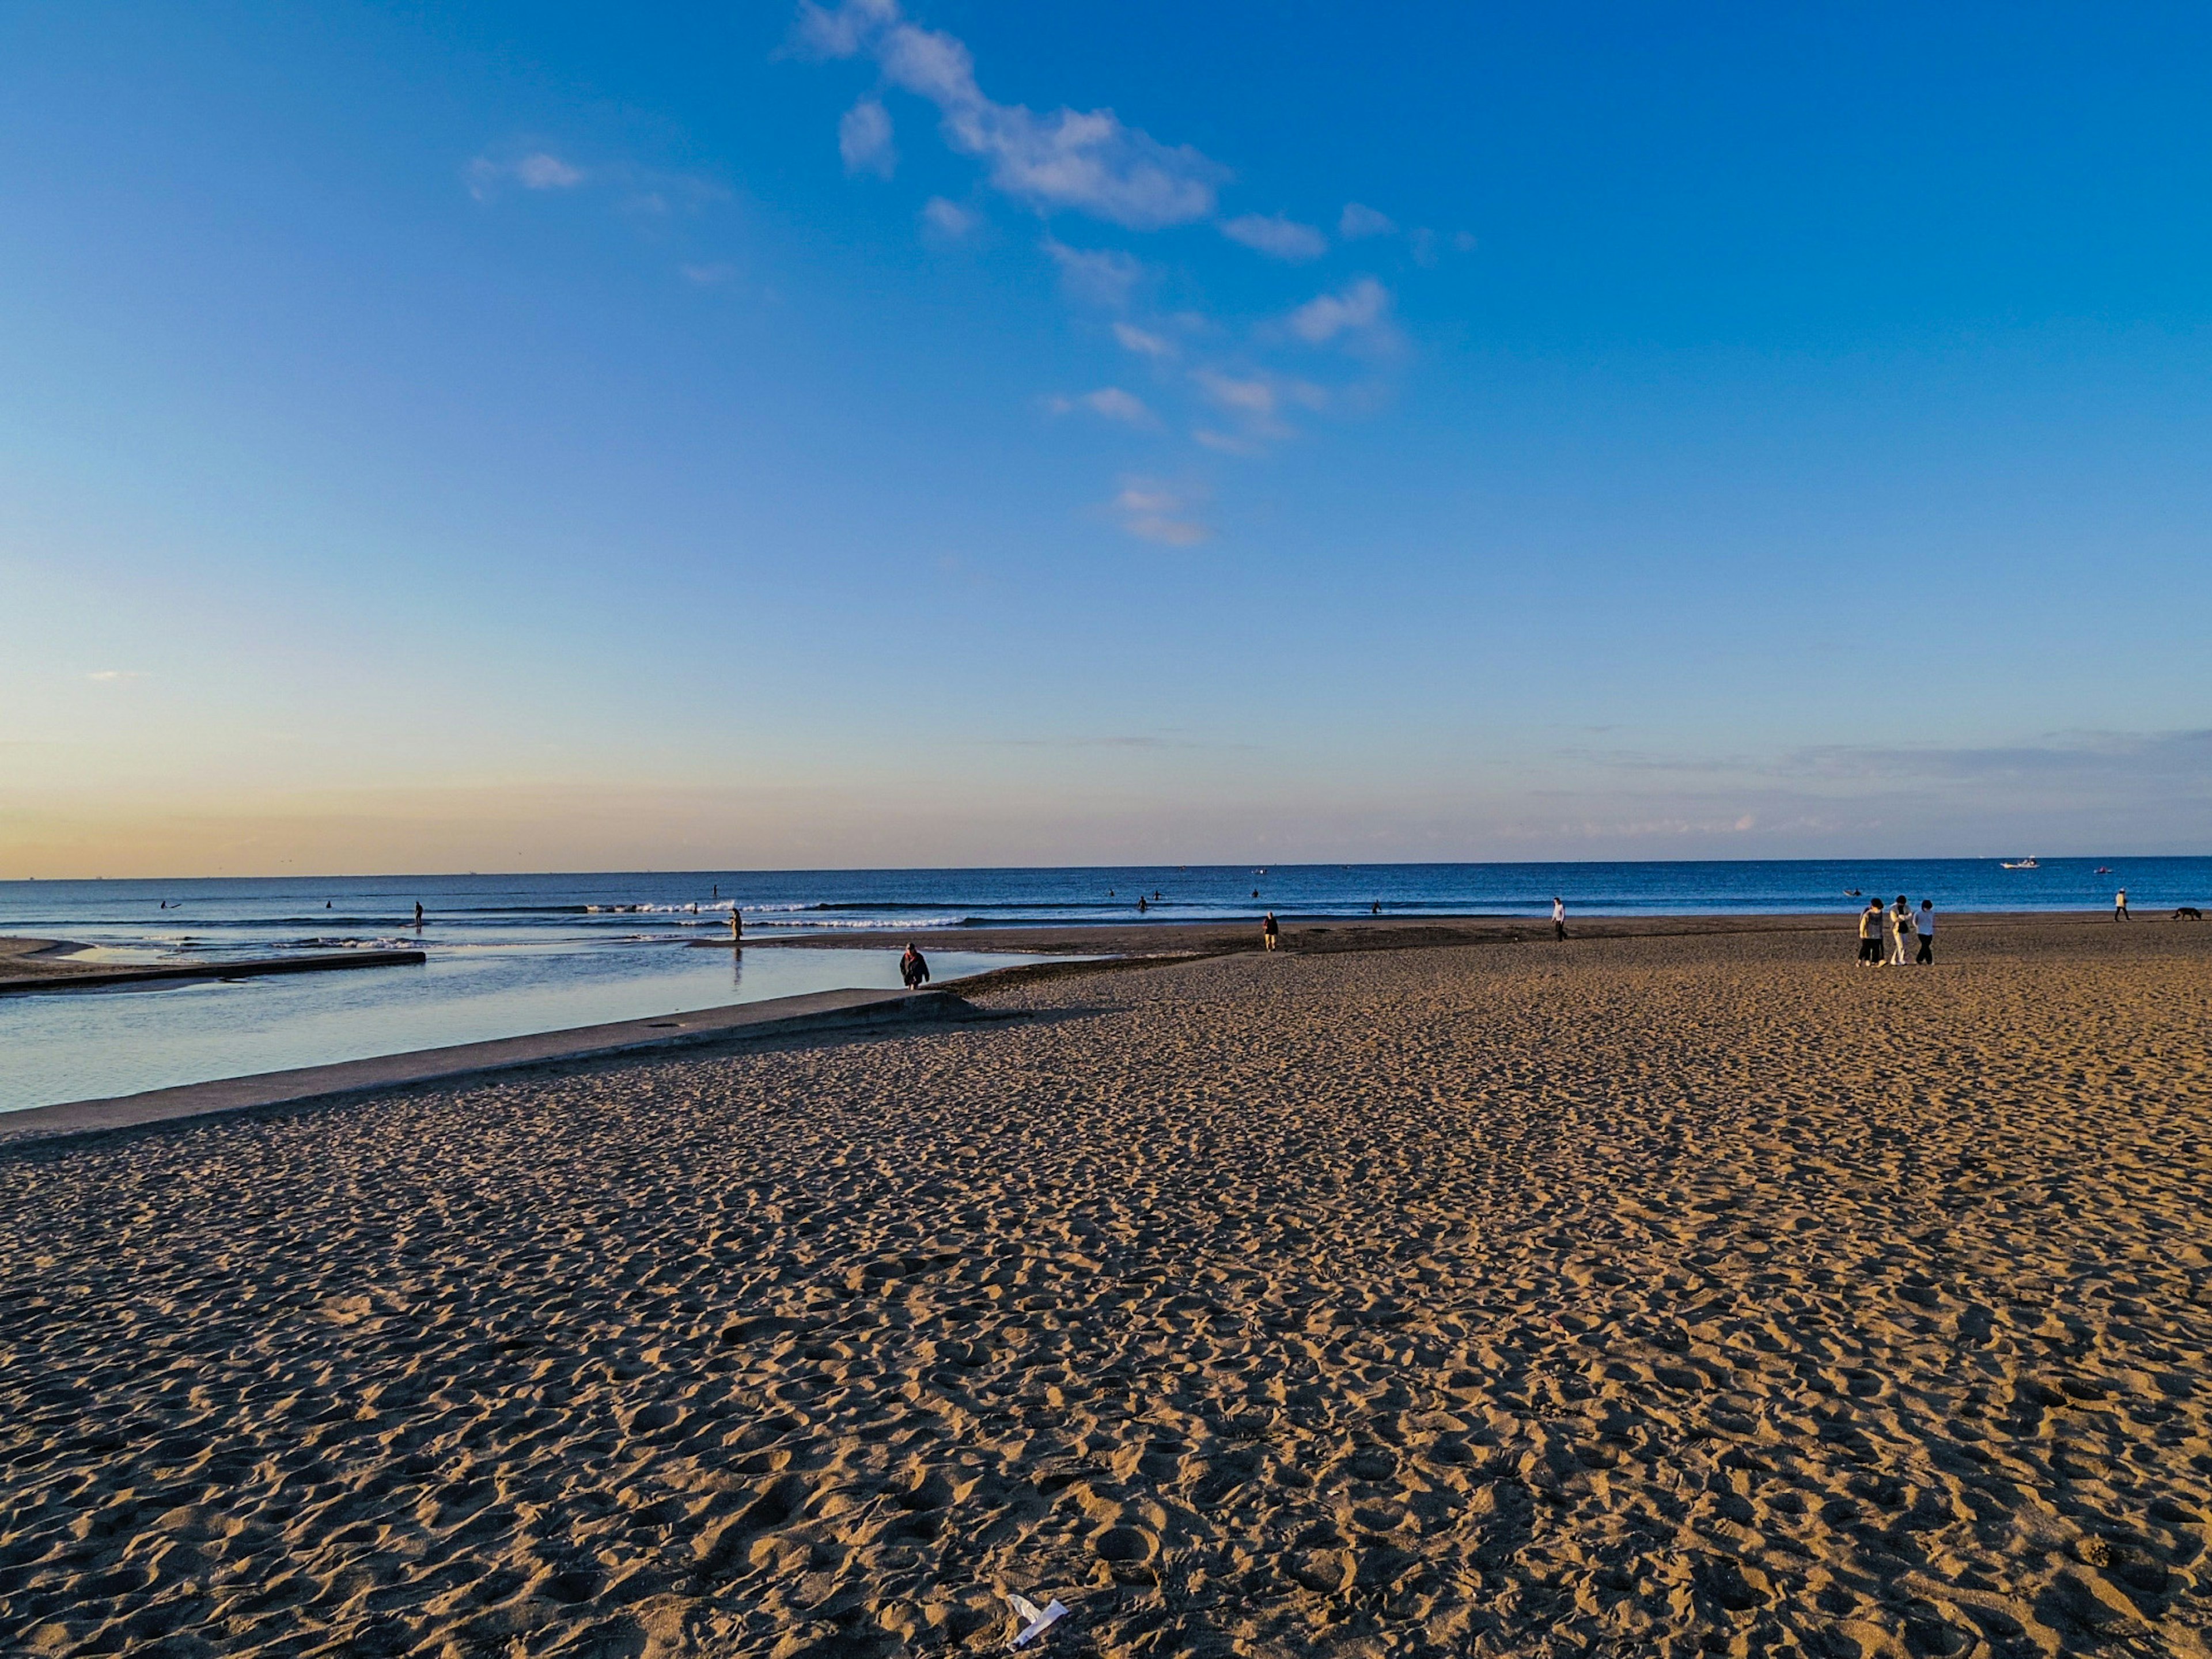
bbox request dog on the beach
[2176,906,2204,921]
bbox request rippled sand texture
[3,919,2209,1658]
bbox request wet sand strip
[0,945,428,996]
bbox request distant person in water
[1262,912,1279,952]
[2115,888,2130,921]
[1137,896,1147,913]
[1915,900,1935,964]
[1857,898,1884,966]
[414,901,423,928]
[900,943,929,988]
[1552,896,1567,941]
[1371,901,1380,915]
[730,909,743,945]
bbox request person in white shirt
[1915,900,1934,965]
[2115,888,2130,921]
[1889,896,1914,966]
[1551,896,1566,941]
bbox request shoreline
[4,909,2192,1144]
[736,904,2154,960]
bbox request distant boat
[2001,857,2040,870]
[2094,865,2113,874]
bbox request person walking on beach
[1857,898,1884,966]
[900,942,929,988]
[1551,896,1567,941]
[1915,900,1935,965]
[2115,888,2130,921]
[1262,912,1279,952]
[1888,896,1914,967]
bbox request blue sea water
[2,857,2202,957]
[2,859,2203,1115]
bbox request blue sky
[3,1,2209,874]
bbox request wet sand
[2,916,2207,1656]
[0,938,103,985]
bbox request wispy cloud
[1777,729,2212,787]
[85,670,147,683]
[466,148,726,221]
[466,151,587,199]
[1048,387,1157,427]
[1219,212,1327,262]
[1112,321,1176,359]
[796,0,1227,228]
[1112,478,1207,546]
[1043,237,1147,309]
[921,195,978,237]
[1338,202,1395,239]
[839,97,897,176]
[1287,276,1393,346]
[679,262,737,285]
[1188,368,1325,452]
[988,733,1237,750]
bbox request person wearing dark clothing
[1262,912,1279,952]
[1857,899,1884,965]
[900,943,929,988]
[1551,896,1566,941]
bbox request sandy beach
[2,916,2207,1657]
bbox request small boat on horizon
[2094,865,2113,874]
[2001,857,2040,869]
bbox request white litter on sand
[1007,1593,1070,1649]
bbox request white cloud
[1338,202,1395,239]
[679,262,737,285]
[1287,276,1392,344]
[516,153,584,190]
[796,0,1227,228]
[1192,369,1280,418]
[1219,212,1327,262]
[1043,237,1147,309]
[1051,387,1156,427]
[1188,368,1325,452]
[793,0,899,55]
[86,670,147,683]
[1197,368,1325,415]
[839,97,896,177]
[466,151,586,199]
[1113,479,1207,545]
[921,195,978,237]
[1112,321,1175,359]
[1192,428,1264,457]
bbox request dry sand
[2,918,2208,1657]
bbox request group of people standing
[1858,895,1934,966]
